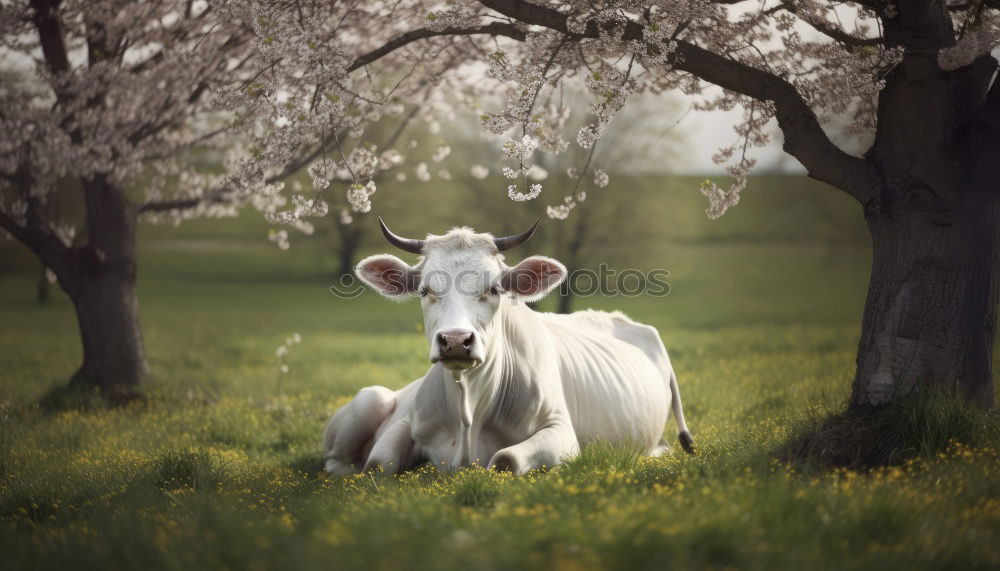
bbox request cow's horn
[379,217,424,254]
[494,219,539,252]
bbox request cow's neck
[446,300,540,424]
[462,299,535,385]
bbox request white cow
[323,219,693,475]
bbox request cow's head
[356,218,566,371]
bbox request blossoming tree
[0,1,266,399]
[228,0,999,411]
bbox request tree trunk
[337,236,360,278]
[67,268,147,399]
[36,263,50,304]
[556,283,573,314]
[62,176,147,400]
[847,47,1000,412]
[851,194,999,410]
[335,215,365,278]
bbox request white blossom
[415,162,431,182]
[526,165,549,181]
[508,183,542,202]
[593,169,609,188]
[432,146,452,163]
[268,229,290,250]
[501,135,539,161]
[347,181,377,213]
[470,165,490,180]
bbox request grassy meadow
[0,175,997,569]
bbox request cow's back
[537,310,670,451]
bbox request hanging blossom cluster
[691,100,771,218]
[577,64,638,149]
[3,0,979,256]
[545,166,608,220]
[214,0,934,228]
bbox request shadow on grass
[784,392,1000,469]
[35,383,107,414]
[35,381,149,414]
[286,454,326,476]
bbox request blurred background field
[1,174,997,570]
[0,173,870,401]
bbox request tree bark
[852,193,999,410]
[67,265,147,399]
[62,177,147,399]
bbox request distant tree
[0,3,458,401]
[35,263,50,304]
[229,0,999,413]
[0,1,262,399]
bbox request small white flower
[501,135,538,160]
[470,165,489,180]
[508,183,542,202]
[526,164,548,181]
[431,145,451,162]
[415,162,431,182]
[593,169,609,188]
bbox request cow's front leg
[488,418,579,475]
[323,386,396,475]
[363,418,419,475]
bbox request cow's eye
[489,285,502,296]
[419,287,429,297]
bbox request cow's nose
[436,329,475,358]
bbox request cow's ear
[356,254,419,298]
[501,256,567,302]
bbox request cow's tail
[668,370,694,454]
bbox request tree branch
[137,197,206,213]
[348,22,527,72]
[477,0,880,203]
[670,42,879,203]
[0,209,32,247]
[776,2,884,49]
[30,0,70,76]
[0,193,73,275]
[141,104,423,215]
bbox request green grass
[0,175,997,570]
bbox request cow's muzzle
[433,329,480,370]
